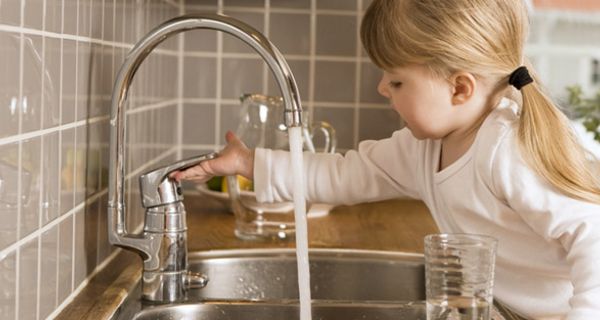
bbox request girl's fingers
[174,167,201,182]
[225,130,236,143]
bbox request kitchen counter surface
[56,193,437,319]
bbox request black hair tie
[508,66,533,90]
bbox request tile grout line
[0,24,180,56]
[0,98,179,147]
[353,0,362,148]
[308,0,316,121]
[15,1,26,318]
[55,0,67,309]
[221,6,357,16]
[179,97,386,109]
[215,0,223,148]
[127,98,180,114]
[181,51,366,62]
[37,0,49,316]
[262,0,270,94]
[15,146,22,320]
[177,0,184,160]
[36,0,49,316]
[70,0,81,295]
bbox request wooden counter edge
[55,250,141,320]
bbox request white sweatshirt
[254,99,600,320]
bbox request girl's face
[377,64,457,140]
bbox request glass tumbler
[424,233,498,320]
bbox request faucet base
[142,270,188,303]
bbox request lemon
[238,175,254,191]
[221,175,254,193]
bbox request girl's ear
[449,71,476,106]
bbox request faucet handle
[139,152,218,208]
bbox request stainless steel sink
[132,301,427,320]
[186,248,425,302]
[114,248,505,320]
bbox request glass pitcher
[235,93,336,153]
[227,93,336,240]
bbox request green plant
[567,85,600,143]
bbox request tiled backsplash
[0,1,181,319]
[0,0,400,319]
[180,0,400,158]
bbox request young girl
[174,0,600,318]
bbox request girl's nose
[377,78,390,98]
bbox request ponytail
[517,65,600,204]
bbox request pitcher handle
[310,121,337,154]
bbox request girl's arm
[254,128,422,205]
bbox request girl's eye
[388,81,402,88]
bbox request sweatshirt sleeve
[490,132,600,319]
[254,128,422,205]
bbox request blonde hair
[361,0,600,204]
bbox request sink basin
[115,248,503,320]
[121,248,426,320]
[132,301,427,320]
[186,248,425,302]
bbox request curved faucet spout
[108,14,304,263]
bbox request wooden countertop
[56,194,437,320]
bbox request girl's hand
[171,131,254,183]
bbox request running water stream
[288,126,312,320]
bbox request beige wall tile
[184,57,218,98]
[183,103,217,144]
[316,14,357,56]
[39,227,58,318]
[18,238,38,320]
[41,132,60,226]
[0,0,21,26]
[43,37,62,129]
[358,108,402,142]
[20,137,41,238]
[60,128,76,216]
[0,142,19,250]
[45,0,63,33]
[62,40,77,124]
[24,0,44,29]
[63,0,78,35]
[221,58,264,99]
[269,13,310,55]
[314,61,356,103]
[317,0,357,10]
[270,0,311,9]
[58,214,73,302]
[22,35,43,133]
[0,251,16,319]
[0,32,20,138]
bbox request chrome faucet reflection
[108,14,305,303]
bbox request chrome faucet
[108,14,305,303]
